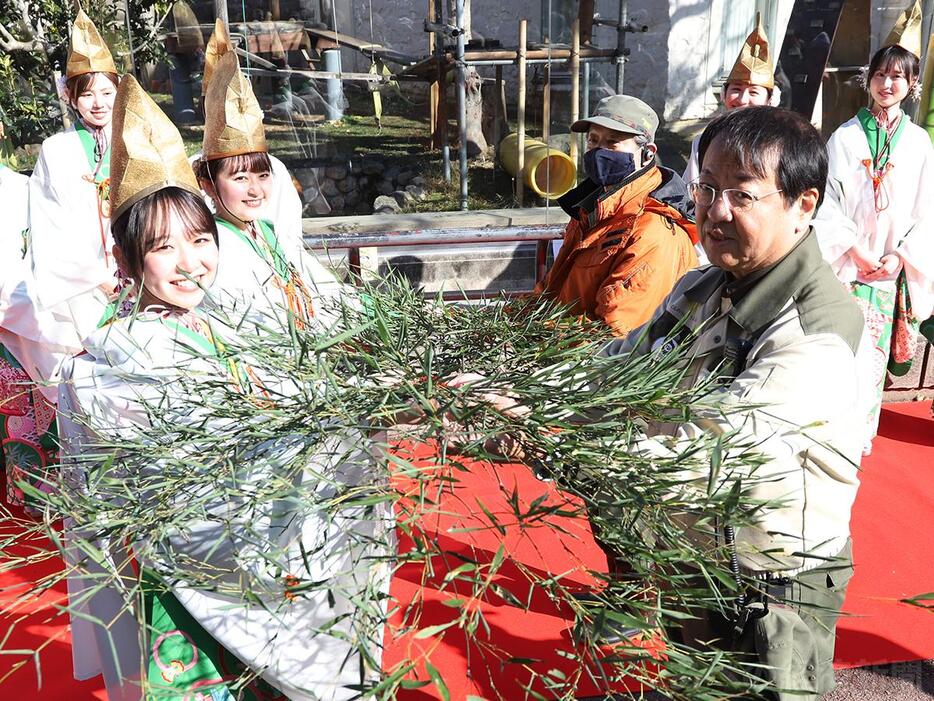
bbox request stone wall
[292,158,429,216]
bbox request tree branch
[0,20,44,52]
[14,0,42,42]
[0,0,52,55]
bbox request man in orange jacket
[535,95,699,337]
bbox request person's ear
[795,187,820,231]
[200,176,217,200]
[642,143,657,165]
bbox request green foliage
[0,0,170,146]
[0,43,59,144]
[1,277,785,699]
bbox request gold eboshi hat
[202,18,233,97]
[109,75,201,221]
[726,13,774,89]
[66,8,118,79]
[202,52,268,161]
[883,0,923,58]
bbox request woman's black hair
[697,105,828,207]
[868,44,920,84]
[194,151,273,182]
[111,187,217,281]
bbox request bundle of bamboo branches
[1,276,776,700]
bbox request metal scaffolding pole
[215,0,229,25]
[616,0,627,93]
[455,0,468,210]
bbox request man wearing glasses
[603,106,865,699]
[535,95,698,337]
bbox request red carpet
[835,400,934,668]
[383,443,652,699]
[0,500,107,699]
[2,402,933,698]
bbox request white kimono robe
[210,216,346,328]
[815,114,934,321]
[1,165,77,400]
[188,151,346,324]
[59,311,391,701]
[681,135,710,266]
[28,127,114,349]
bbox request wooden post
[542,62,551,143]
[493,64,505,158]
[428,0,438,143]
[517,19,527,206]
[569,18,580,169]
[579,0,595,45]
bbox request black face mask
[583,148,637,187]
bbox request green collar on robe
[215,217,290,281]
[95,306,217,355]
[857,107,907,168]
[161,315,219,357]
[162,314,253,391]
[74,120,111,180]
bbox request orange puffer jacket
[535,165,698,337]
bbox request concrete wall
[341,0,747,123]
[324,0,917,122]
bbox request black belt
[749,572,794,605]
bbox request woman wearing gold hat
[195,50,341,326]
[682,14,780,186]
[814,0,934,455]
[194,19,308,256]
[28,9,121,347]
[1,10,118,506]
[59,74,388,701]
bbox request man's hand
[860,253,902,282]
[447,372,530,419]
[445,373,532,461]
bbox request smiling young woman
[682,14,780,188]
[2,10,121,507]
[814,2,934,454]
[28,10,121,347]
[57,74,389,701]
[195,51,341,327]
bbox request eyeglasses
[688,181,783,212]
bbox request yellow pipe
[499,133,577,199]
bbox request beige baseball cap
[571,95,659,141]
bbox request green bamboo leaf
[425,662,451,701]
[413,621,457,639]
